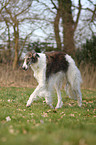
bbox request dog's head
[22,50,40,70]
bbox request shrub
[75,35,96,66]
[27,41,58,53]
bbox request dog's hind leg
[65,82,77,100]
[74,87,82,107]
[65,82,71,98]
[55,85,63,109]
[45,92,54,108]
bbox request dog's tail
[65,54,82,106]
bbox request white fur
[23,53,82,108]
[22,59,28,70]
[65,54,82,106]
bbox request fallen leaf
[46,109,51,113]
[6,116,11,122]
[70,114,75,117]
[30,113,34,116]
[61,114,66,118]
[88,101,93,103]
[40,120,44,124]
[68,103,72,106]
[49,119,51,122]
[35,123,40,127]
[9,128,14,134]
[60,112,65,115]
[7,99,11,102]
[27,120,30,123]
[1,137,7,142]
[83,100,87,102]
[41,112,48,117]
[31,119,36,124]
[22,129,27,134]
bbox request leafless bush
[80,63,96,89]
[0,64,37,88]
[0,63,96,89]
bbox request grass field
[0,87,96,145]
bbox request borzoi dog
[22,50,82,109]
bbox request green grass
[0,87,96,145]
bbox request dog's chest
[34,66,40,79]
[31,64,46,84]
[30,53,47,84]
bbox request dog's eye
[26,58,30,65]
[27,58,30,61]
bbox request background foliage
[76,35,96,66]
[0,0,96,68]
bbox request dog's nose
[22,66,27,71]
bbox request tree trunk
[61,0,75,55]
[54,7,62,50]
[2,16,12,61]
[13,37,18,69]
[7,24,11,61]
[13,23,19,69]
[62,19,75,55]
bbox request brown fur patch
[45,51,69,79]
[25,51,39,64]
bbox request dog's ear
[32,50,40,58]
[36,53,40,58]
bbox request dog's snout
[22,66,25,70]
[22,66,28,71]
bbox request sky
[0,0,96,47]
[29,0,96,47]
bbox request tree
[0,0,55,68]
[0,0,96,66]
[0,0,35,69]
[51,0,96,55]
[51,0,81,55]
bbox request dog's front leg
[26,85,43,107]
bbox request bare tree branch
[91,5,96,22]
[87,0,95,5]
[0,0,11,13]
[74,0,82,31]
[4,7,16,23]
[15,2,32,17]
[50,0,58,9]
[37,1,56,14]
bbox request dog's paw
[26,100,31,107]
[49,104,54,109]
[78,102,82,107]
[26,104,31,107]
[55,101,63,109]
